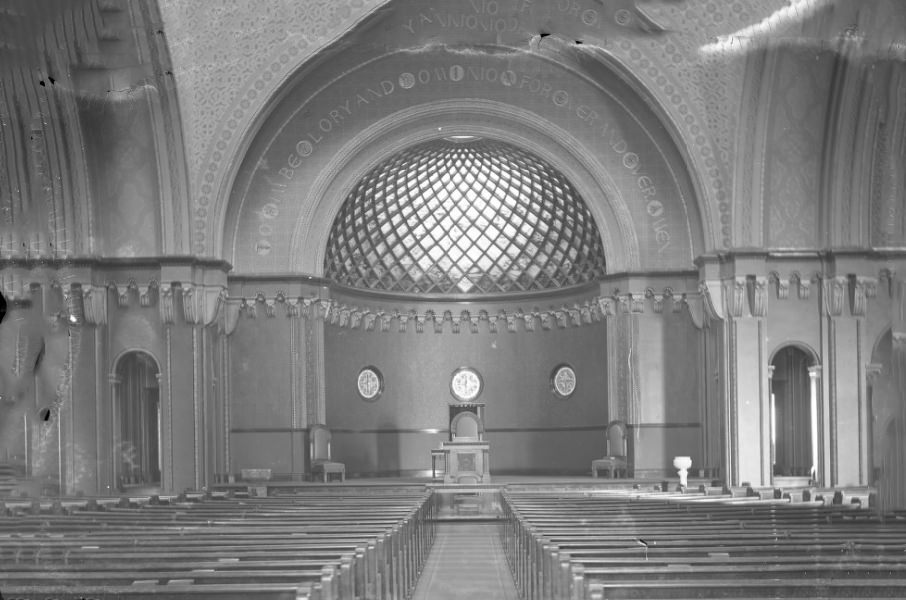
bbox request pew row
[0,488,436,600]
[501,488,906,600]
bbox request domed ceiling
[324,138,607,295]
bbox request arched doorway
[770,346,818,481]
[114,351,161,488]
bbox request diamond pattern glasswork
[324,139,606,295]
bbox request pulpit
[442,403,490,484]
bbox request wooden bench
[501,487,906,600]
[0,488,436,600]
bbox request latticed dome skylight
[324,138,606,295]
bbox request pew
[501,487,906,600]
[0,488,436,600]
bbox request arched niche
[769,344,820,482]
[112,350,162,490]
[219,9,705,275]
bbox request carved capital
[159,284,174,325]
[851,276,876,317]
[822,276,847,317]
[725,277,747,319]
[380,312,393,332]
[751,276,768,317]
[363,311,376,332]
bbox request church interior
[1,0,905,598]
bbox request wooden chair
[309,425,345,482]
[591,420,629,478]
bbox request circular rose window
[551,364,577,399]
[357,366,383,401]
[450,367,483,402]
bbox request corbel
[851,276,876,317]
[263,297,277,318]
[285,298,301,318]
[567,305,581,326]
[81,285,108,326]
[338,306,351,328]
[487,312,500,334]
[442,310,455,334]
[221,297,242,335]
[379,312,393,332]
[241,298,256,319]
[596,296,615,317]
[467,311,480,334]
[865,362,883,385]
[725,277,747,319]
[685,292,708,330]
[138,281,158,307]
[770,272,790,300]
[350,309,364,329]
[751,276,768,317]
[363,311,376,332]
[700,280,726,321]
[506,312,518,333]
[540,311,553,331]
[423,309,437,334]
[312,298,335,322]
[414,310,426,334]
[670,294,686,313]
[182,284,201,324]
[629,294,645,314]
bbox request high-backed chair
[309,424,345,483]
[450,411,482,442]
[592,420,630,478]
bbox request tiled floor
[411,522,519,600]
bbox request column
[108,373,121,489]
[807,365,821,484]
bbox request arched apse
[219,2,705,276]
[112,350,162,490]
[769,345,819,480]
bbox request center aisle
[411,522,519,600]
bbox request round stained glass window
[357,366,383,401]
[324,138,606,295]
[551,364,577,399]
